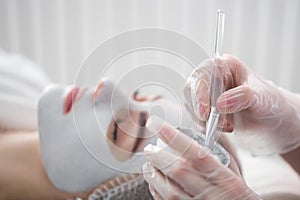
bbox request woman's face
[39,80,154,163]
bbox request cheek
[118,122,138,137]
[105,120,138,161]
[115,122,139,150]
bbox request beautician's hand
[184,55,300,155]
[143,116,260,200]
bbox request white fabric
[238,148,300,197]
[0,49,50,130]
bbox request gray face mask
[38,78,187,193]
[87,174,153,200]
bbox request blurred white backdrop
[0,0,299,92]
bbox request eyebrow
[132,112,147,153]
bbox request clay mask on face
[38,78,184,193]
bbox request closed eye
[131,112,147,153]
[113,121,118,141]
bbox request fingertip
[220,122,234,133]
[199,103,210,120]
[195,81,210,120]
[198,146,211,159]
[216,93,230,114]
[217,115,234,132]
[217,85,253,114]
[144,144,161,154]
[146,115,165,135]
[143,162,156,179]
[146,115,177,144]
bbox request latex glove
[0,49,50,130]
[184,55,300,155]
[143,116,260,200]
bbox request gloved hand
[184,54,300,155]
[143,116,261,200]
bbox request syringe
[205,9,225,149]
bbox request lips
[63,83,103,114]
[63,87,80,114]
[63,86,89,114]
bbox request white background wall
[0,0,299,92]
